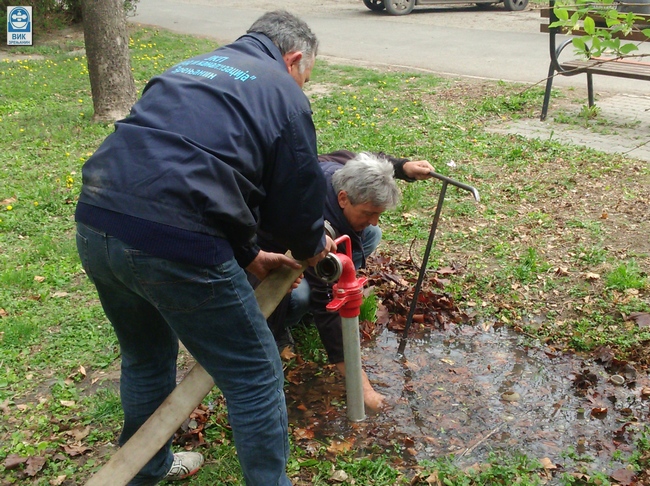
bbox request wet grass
[1,25,649,485]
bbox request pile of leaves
[359,253,471,340]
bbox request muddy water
[286,324,650,477]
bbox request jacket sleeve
[319,150,416,182]
[259,110,326,261]
[376,152,415,182]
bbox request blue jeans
[76,223,291,486]
[286,225,383,326]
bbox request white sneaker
[164,451,204,481]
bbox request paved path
[129,0,650,161]
[488,94,650,162]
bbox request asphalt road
[129,0,650,96]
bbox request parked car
[363,0,528,15]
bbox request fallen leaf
[0,308,8,317]
[331,469,348,482]
[584,272,600,281]
[62,443,92,457]
[292,427,314,440]
[610,467,636,485]
[280,346,296,361]
[591,407,608,418]
[59,400,76,407]
[65,425,90,441]
[327,439,352,454]
[49,475,67,486]
[540,457,557,469]
[34,275,46,283]
[630,312,650,328]
[3,454,28,470]
[25,456,47,477]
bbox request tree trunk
[82,0,137,122]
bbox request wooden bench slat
[540,22,650,41]
[561,59,650,80]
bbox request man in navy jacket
[75,11,334,486]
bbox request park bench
[540,0,650,120]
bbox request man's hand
[305,235,337,267]
[403,160,435,180]
[246,250,302,282]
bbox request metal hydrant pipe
[85,259,306,486]
[323,235,367,422]
[341,315,365,421]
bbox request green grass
[1,24,649,485]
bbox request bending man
[263,150,434,410]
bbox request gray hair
[247,10,318,73]
[331,152,401,210]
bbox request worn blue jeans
[286,224,382,325]
[76,223,290,486]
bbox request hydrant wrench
[397,171,480,357]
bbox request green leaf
[555,7,569,21]
[642,28,650,38]
[572,36,587,52]
[620,43,638,54]
[583,16,596,35]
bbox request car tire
[503,0,528,11]
[385,0,415,15]
[363,0,386,11]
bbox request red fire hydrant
[316,235,367,421]
[325,236,368,318]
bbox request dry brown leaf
[292,427,314,440]
[65,425,90,441]
[280,346,296,361]
[610,467,636,485]
[49,475,67,486]
[62,443,92,457]
[425,473,442,485]
[34,275,46,283]
[630,312,650,328]
[540,457,557,469]
[3,454,28,470]
[25,456,47,477]
[327,439,352,454]
[331,470,348,482]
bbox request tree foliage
[551,0,650,58]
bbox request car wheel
[385,0,415,15]
[363,0,386,11]
[503,0,528,11]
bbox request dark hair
[247,10,318,71]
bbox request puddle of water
[286,324,650,476]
